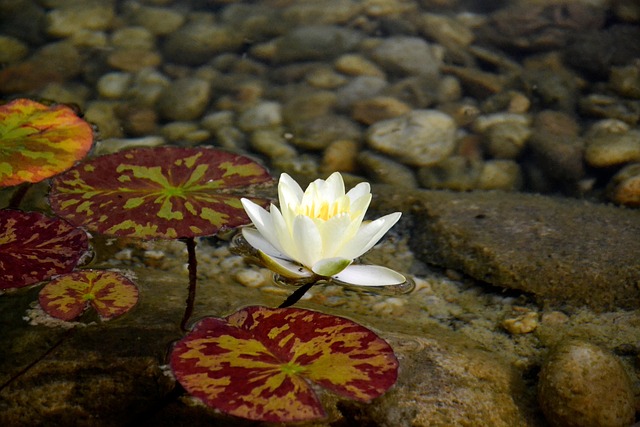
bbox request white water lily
[240,172,406,286]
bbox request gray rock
[538,340,635,427]
[366,110,457,167]
[335,76,388,110]
[357,150,418,188]
[124,4,186,36]
[163,22,243,65]
[373,189,640,310]
[273,25,363,63]
[157,78,211,121]
[290,115,361,150]
[369,36,441,77]
[237,101,282,132]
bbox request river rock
[538,340,635,427]
[584,120,640,167]
[369,36,442,77]
[124,4,186,36]
[273,25,363,63]
[157,77,211,121]
[163,21,243,65]
[44,1,115,37]
[373,189,640,310]
[607,162,640,207]
[366,110,457,166]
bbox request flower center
[298,199,347,221]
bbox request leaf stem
[179,237,198,332]
[278,281,315,308]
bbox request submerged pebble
[538,340,635,427]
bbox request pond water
[1,0,639,426]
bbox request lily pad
[39,270,138,321]
[0,98,93,187]
[0,209,89,290]
[49,146,272,239]
[170,305,398,423]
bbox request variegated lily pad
[49,147,272,239]
[170,305,398,423]
[0,99,93,187]
[39,270,138,321]
[0,209,89,290]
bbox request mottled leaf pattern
[0,99,93,187]
[39,270,138,321]
[170,306,398,422]
[0,209,89,290]
[50,147,272,239]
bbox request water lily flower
[240,172,406,286]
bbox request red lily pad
[0,98,93,187]
[0,209,89,290]
[49,147,272,239]
[39,270,138,321]
[170,305,398,423]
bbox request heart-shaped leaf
[0,209,89,290]
[49,147,272,239]
[0,99,93,187]
[39,270,138,321]
[170,305,398,423]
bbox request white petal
[346,181,370,203]
[241,199,282,250]
[349,193,371,217]
[292,215,323,268]
[320,215,356,259]
[241,227,285,258]
[278,173,304,201]
[338,212,401,260]
[312,257,351,277]
[324,172,346,200]
[332,264,406,286]
[270,205,297,258]
[257,251,314,280]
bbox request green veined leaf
[0,99,93,187]
[39,270,138,321]
[170,305,398,423]
[49,147,273,239]
[0,209,89,290]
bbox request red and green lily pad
[0,209,89,290]
[49,146,272,239]
[0,98,93,187]
[170,305,398,423]
[39,270,138,321]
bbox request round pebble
[237,101,282,132]
[97,72,132,99]
[45,3,114,37]
[357,150,418,188]
[585,121,640,167]
[157,77,212,121]
[0,35,29,63]
[369,36,442,77]
[351,96,412,125]
[366,109,457,166]
[607,162,640,207]
[321,139,359,173]
[538,340,636,427]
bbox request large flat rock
[373,188,640,310]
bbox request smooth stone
[335,76,388,110]
[290,115,361,151]
[124,4,186,36]
[83,100,123,139]
[584,120,640,167]
[610,64,640,99]
[45,2,114,37]
[0,35,29,63]
[334,53,386,78]
[107,48,162,72]
[477,160,522,191]
[373,189,640,310]
[607,162,640,207]
[369,36,442,77]
[237,101,282,132]
[357,150,418,188]
[417,156,483,191]
[538,340,635,427]
[96,72,132,99]
[351,96,412,125]
[279,0,361,26]
[529,111,585,183]
[282,91,337,123]
[93,136,166,155]
[250,129,298,160]
[273,25,363,63]
[419,13,475,48]
[110,26,156,51]
[366,110,457,167]
[157,78,211,121]
[163,22,243,65]
[321,139,359,173]
[473,113,532,159]
[201,111,235,131]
